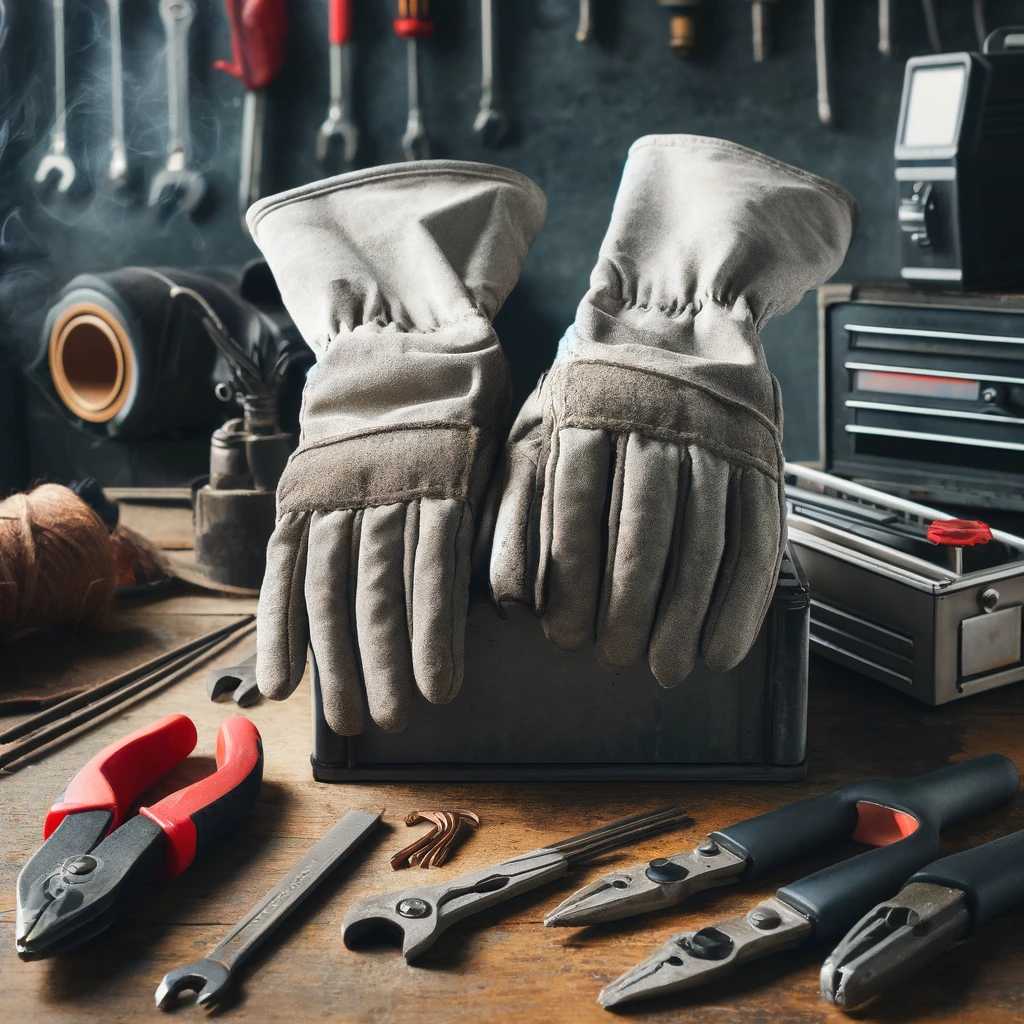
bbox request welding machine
[896,31,1024,289]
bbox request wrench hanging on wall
[35,0,77,193]
[149,0,206,217]
[215,0,289,232]
[316,0,358,166]
[474,0,507,145]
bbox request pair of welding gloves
[248,136,856,736]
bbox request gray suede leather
[247,161,547,735]
[489,135,856,685]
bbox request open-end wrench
[813,0,832,125]
[106,0,129,187]
[35,0,78,193]
[317,0,358,164]
[473,0,507,145]
[149,0,206,216]
[394,0,432,161]
[155,810,383,1011]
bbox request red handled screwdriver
[394,0,433,160]
[214,0,289,231]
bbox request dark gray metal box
[310,549,810,782]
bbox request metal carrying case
[788,463,1024,706]
[820,283,1024,512]
[310,548,810,782]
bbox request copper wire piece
[390,810,481,869]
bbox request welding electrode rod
[814,0,832,125]
[553,807,691,864]
[0,616,255,769]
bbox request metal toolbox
[311,549,810,782]
[787,463,1024,706]
[820,283,1024,512]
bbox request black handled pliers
[15,713,263,959]
[582,755,1019,1008]
[822,825,1024,1009]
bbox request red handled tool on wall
[394,0,433,160]
[15,714,263,959]
[585,755,1018,1007]
[214,0,289,231]
[316,0,358,165]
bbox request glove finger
[355,503,418,732]
[256,511,310,700]
[701,467,785,673]
[410,497,472,705]
[305,510,365,736]
[596,434,679,669]
[489,443,542,609]
[648,449,729,687]
[542,426,611,651]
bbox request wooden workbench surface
[2,587,1024,1024]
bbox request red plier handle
[214,0,289,91]
[142,716,263,878]
[44,714,198,839]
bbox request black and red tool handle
[141,715,263,878]
[773,754,1019,939]
[214,0,289,91]
[44,714,199,839]
[711,754,1020,879]
[394,0,433,40]
[909,827,1024,934]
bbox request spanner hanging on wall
[316,0,358,166]
[149,0,206,217]
[215,0,289,232]
[35,0,78,193]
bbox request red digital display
[854,370,980,401]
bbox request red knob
[926,519,993,547]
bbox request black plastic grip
[713,754,1019,880]
[909,828,1024,934]
[776,754,1019,939]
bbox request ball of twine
[0,484,117,642]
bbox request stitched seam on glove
[278,425,481,514]
[320,312,500,346]
[290,420,479,458]
[557,358,781,439]
[249,161,547,233]
[557,416,781,481]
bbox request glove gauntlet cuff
[277,422,486,515]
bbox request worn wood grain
[2,587,1023,1023]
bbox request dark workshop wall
[2,0,1021,490]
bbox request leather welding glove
[247,162,547,734]
[489,135,856,685]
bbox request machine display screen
[902,65,966,148]
[854,369,980,401]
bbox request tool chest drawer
[822,284,1024,510]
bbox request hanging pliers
[822,826,1024,1010]
[590,755,1019,1008]
[15,713,263,959]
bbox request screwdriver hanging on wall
[658,0,701,58]
[214,0,289,233]
[394,0,432,160]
